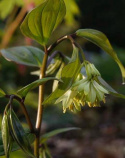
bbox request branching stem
[47,34,85,61]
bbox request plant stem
[5,94,34,132]
[67,35,86,61]
[47,35,68,52]
[47,34,85,61]
[34,46,48,157]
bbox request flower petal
[93,80,109,94]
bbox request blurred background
[0,0,125,157]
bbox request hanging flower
[55,89,77,113]
[55,61,109,113]
[55,73,85,113]
[72,77,109,107]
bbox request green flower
[55,61,109,113]
[55,89,81,113]
[72,77,109,107]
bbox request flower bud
[84,60,100,79]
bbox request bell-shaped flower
[72,77,109,107]
[55,73,85,113]
[55,89,79,113]
[55,61,109,113]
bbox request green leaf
[0,132,35,156]
[9,109,35,158]
[64,0,80,25]
[1,46,44,67]
[98,76,125,99]
[41,127,80,143]
[20,0,66,46]
[43,45,81,105]
[0,89,5,97]
[0,127,33,155]
[76,29,125,83]
[17,77,61,98]
[1,111,12,158]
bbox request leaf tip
[122,77,125,85]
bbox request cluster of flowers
[55,61,109,113]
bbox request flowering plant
[0,0,125,157]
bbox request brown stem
[34,46,48,157]
[47,35,68,52]
[0,6,27,49]
[5,94,34,133]
[67,35,86,61]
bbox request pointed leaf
[1,111,12,157]
[9,109,35,158]
[98,76,125,99]
[41,127,80,143]
[17,77,61,98]
[43,45,81,105]
[0,89,5,97]
[1,46,44,67]
[20,0,66,46]
[76,29,125,83]
[0,131,35,156]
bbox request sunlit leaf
[43,45,81,105]
[1,111,12,157]
[0,89,5,97]
[76,29,125,83]
[1,46,44,67]
[17,77,61,98]
[9,109,35,157]
[98,76,125,99]
[20,0,66,46]
[41,127,80,143]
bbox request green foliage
[1,46,44,67]
[0,131,35,156]
[43,45,81,105]
[76,29,125,83]
[0,89,5,97]
[1,109,12,158]
[9,109,35,157]
[64,0,80,25]
[0,0,24,19]
[20,0,66,46]
[41,127,80,143]
[98,76,125,99]
[17,77,61,98]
